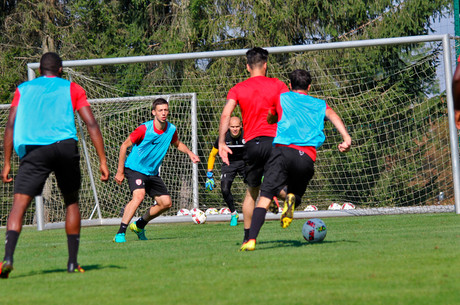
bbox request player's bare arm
[173,139,200,163]
[218,99,237,165]
[267,108,278,124]
[78,106,109,181]
[325,108,351,152]
[114,137,133,185]
[2,106,16,183]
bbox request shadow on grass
[12,264,124,278]
[252,239,358,250]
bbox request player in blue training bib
[240,69,352,251]
[113,98,200,243]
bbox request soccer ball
[304,205,318,211]
[328,203,341,210]
[177,208,190,216]
[205,208,219,215]
[302,218,327,243]
[219,207,231,214]
[192,209,207,224]
[341,202,355,210]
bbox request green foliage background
[0,1,455,225]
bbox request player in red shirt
[218,47,288,243]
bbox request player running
[113,98,200,243]
[240,69,351,251]
[218,47,289,243]
[206,116,245,226]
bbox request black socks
[248,208,267,240]
[117,223,128,234]
[4,230,19,262]
[67,234,80,266]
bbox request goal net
[0,35,457,227]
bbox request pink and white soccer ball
[328,203,342,210]
[191,209,207,224]
[341,203,355,210]
[205,208,219,215]
[177,208,190,216]
[302,218,327,243]
[219,207,231,215]
[304,205,318,211]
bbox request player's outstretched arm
[173,140,200,163]
[77,106,109,181]
[2,106,16,183]
[452,63,460,129]
[218,99,237,165]
[325,108,351,153]
[114,137,132,185]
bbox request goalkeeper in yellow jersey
[206,116,246,226]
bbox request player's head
[289,69,312,91]
[39,52,63,76]
[151,98,169,123]
[152,98,168,111]
[229,116,242,137]
[246,47,268,70]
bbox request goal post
[83,93,200,220]
[0,34,458,229]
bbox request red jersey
[227,76,288,142]
[11,77,89,111]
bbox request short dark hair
[246,47,268,69]
[289,69,312,90]
[40,52,62,75]
[152,98,168,111]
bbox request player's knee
[160,201,172,210]
[221,186,231,198]
[156,196,172,210]
[221,180,232,195]
[132,189,146,202]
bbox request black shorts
[14,139,81,200]
[221,159,246,183]
[260,146,314,199]
[125,167,170,198]
[244,136,274,187]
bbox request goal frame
[24,34,460,230]
[31,93,199,231]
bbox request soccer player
[206,116,245,226]
[218,47,288,243]
[452,55,460,129]
[0,52,110,278]
[240,69,351,251]
[113,98,200,243]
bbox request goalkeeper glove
[205,171,215,191]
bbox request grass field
[0,213,459,305]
